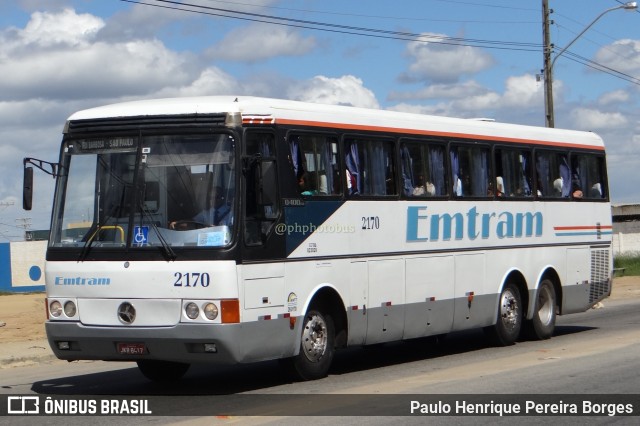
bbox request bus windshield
[50,133,236,250]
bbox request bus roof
[67,96,605,149]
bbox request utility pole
[542,0,554,128]
[542,1,637,128]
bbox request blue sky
[1,0,639,240]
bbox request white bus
[24,96,612,381]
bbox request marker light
[220,299,240,323]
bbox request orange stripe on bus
[272,118,605,150]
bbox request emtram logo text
[406,206,543,242]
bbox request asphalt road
[1,296,639,425]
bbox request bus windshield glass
[50,133,236,249]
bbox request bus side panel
[452,253,495,331]
[347,260,367,346]
[403,255,454,339]
[364,259,405,345]
[239,262,301,362]
[561,247,591,314]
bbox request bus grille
[589,248,611,303]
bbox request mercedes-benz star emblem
[118,302,136,324]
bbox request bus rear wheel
[523,279,557,340]
[136,360,190,382]
[484,282,522,346]
[283,308,335,381]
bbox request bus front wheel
[283,308,335,381]
[485,282,522,346]
[136,360,190,382]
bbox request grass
[614,253,640,276]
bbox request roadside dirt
[1,277,639,345]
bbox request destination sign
[78,138,137,152]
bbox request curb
[0,339,57,369]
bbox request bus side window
[289,134,341,196]
[536,150,570,198]
[345,137,396,196]
[400,140,447,197]
[495,148,533,198]
[571,153,606,199]
[451,144,492,197]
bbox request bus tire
[484,282,522,346]
[136,360,190,382]
[524,279,557,340]
[284,308,335,381]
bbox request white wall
[613,232,640,256]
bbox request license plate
[117,342,146,355]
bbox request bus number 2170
[174,272,211,287]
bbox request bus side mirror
[23,166,33,211]
[259,160,277,209]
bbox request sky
[1,0,639,241]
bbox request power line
[122,0,639,88]
[197,0,539,25]
[563,51,640,86]
[120,0,543,51]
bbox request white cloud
[502,74,543,108]
[389,80,488,101]
[286,75,380,108]
[0,9,199,101]
[598,90,630,105]
[400,33,495,84]
[594,39,640,75]
[206,24,316,62]
[389,74,545,119]
[155,67,242,98]
[19,8,103,47]
[450,92,502,112]
[570,108,628,130]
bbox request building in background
[612,204,640,256]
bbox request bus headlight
[203,303,219,320]
[50,301,63,317]
[185,302,200,320]
[64,301,77,317]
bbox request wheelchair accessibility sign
[133,226,149,246]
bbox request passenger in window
[412,175,426,196]
[425,182,435,196]
[298,172,316,196]
[298,172,308,192]
[454,177,463,196]
[496,176,505,197]
[571,171,583,198]
[572,187,583,198]
[411,175,436,197]
[590,183,602,198]
[318,173,328,195]
[553,178,563,197]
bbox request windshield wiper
[138,200,177,261]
